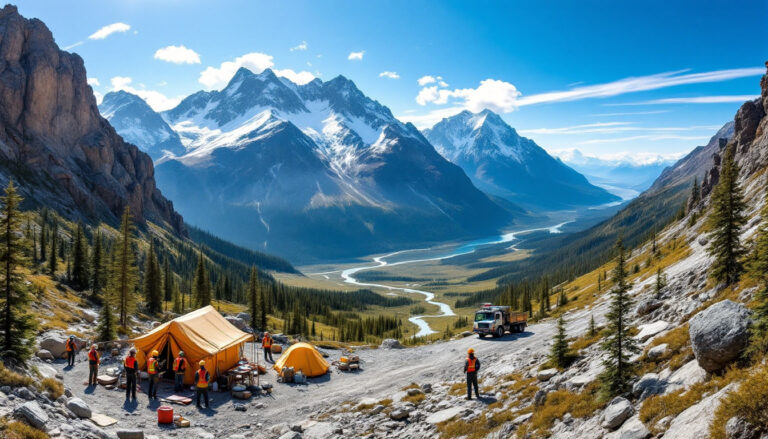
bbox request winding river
[330,221,572,337]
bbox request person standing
[172,351,189,392]
[87,344,100,387]
[65,335,77,367]
[194,360,211,409]
[147,350,160,400]
[464,348,481,400]
[262,332,274,363]
[124,348,138,402]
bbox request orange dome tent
[273,342,329,377]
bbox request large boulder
[236,312,251,323]
[537,368,559,381]
[615,415,651,439]
[14,401,48,430]
[36,349,54,361]
[66,397,92,418]
[380,339,403,349]
[39,333,68,358]
[602,397,633,429]
[689,300,751,372]
[225,316,248,332]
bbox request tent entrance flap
[159,341,174,379]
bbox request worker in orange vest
[87,344,100,387]
[262,332,274,363]
[194,360,211,409]
[172,351,189,392]
[146,350,161,400]
[65,335,77,367]
[464,348,481,400]
[124,348,139,401]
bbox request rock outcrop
[689,300,751,373]
[0,5,183,233]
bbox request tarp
[273,342,329,377]
[131,306,253,384]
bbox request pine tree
[172,283,182,314]
[110,207,138,327]
[71,222,89,290]
[747,185,768,357]
[143,240,162,315]
[0,181,35,363]
[654,267,667,298]
[597,272,602,293]
[311,320,316,337]
[90,231,106,303]
[259,281,267,329]
[40,213,47,263]
[193,249,211,307]
[48,220,58,277]
[549,316,569,369]
[589,314,597,337]
[707,144,747,286]
[600,239,639,397]
[689,176,701,210]
[247,266,260,331]
[558,289,568,307]
[97,288,116,342]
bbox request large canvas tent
[131,306,253,384]
[273,342,329,377]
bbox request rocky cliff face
[0,5,183,233]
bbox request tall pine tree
[143,240,162,315]
[600,239,639,397]
[0,181,35,363]
[162,257,173,312]
[247,266,260,331]
[48,220,58,277]
[90,231,106,303]
[71,222,89,290]
[707,144,747,285]
[193,249,211,308]
[549,316,570,369]
[110,207,138,327]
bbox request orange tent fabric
[131,306,253,384]
[273,342,329,377]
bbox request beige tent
[131,306,253,384]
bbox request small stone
[15,387,36,400]
[290,423,302,432]
[389,408,409,421]
[647,344,668,361]
[537,368,558,381]
[36,349,55,361]
[421,383,432,393]
[371,405,385,415]
[512,413,532,425]
[602,397,633,430]
[534,390,548,406]
[116,430,144,439]
[406,388,423,396]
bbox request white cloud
[154,45,201,64]
[591,110,670,117]
[518,122,722,136]
[110,76,181,111]
[290,41,308,51]
[348,51,365,61]
[416,86,438,106]
[198,52,275,89]
[379,71,400,79]
[455,79,521,113]
[273,68,316,85]
[516,68,763,107]
[576,134,709,145]
[397,106,466,129]
[88,22,131,40]
[552,148,685,166]
[93,90,103,105]
[610,95,759,105]
[87,77,100,87]
[418,75,436,86]
[63,41,84,51]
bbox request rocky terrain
[0,5,184,233]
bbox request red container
[157,405,173,424]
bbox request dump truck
[473,303,527,338]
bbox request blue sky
[16,0,767,161]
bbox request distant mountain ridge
[424,110,620,209]
[138,68,516,261]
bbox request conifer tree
[707,144,747,285]
[600,239,639,397]
[90,231,106,303]
[48,220,58,277]
[0,181,35,363]
[247,266,260,331]
[589,314,597,337]
[193,249,211,307]
[747,185,768,357]
[110,207,138,327]
[538,288,548,318]
[654,267,667,298]
[689,176,701,209]
[71,222,89,290]
[40,213,47,263]
[143,240,162,315]
[162,258,173,312]
[97,288,116,342]
[259,282,267,329]
[172,283,182,314]
[549,316,569,368]
[558,289,568,307]
[311,320,316,337]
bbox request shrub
[1,420,49,439]
[710,366,768,439]
[517,382,605,438]
[402,393,426,404]
[39,377,63,400]
[0,362,34,388]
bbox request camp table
[225,364,256,392]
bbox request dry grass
[0,362,34,388]
[639,324,693,372]
[516,382,605,438]
[39,377,63,400]
[448,382,465,396]
[1,420,49,439]
[710,365,768,439]
[402,393,426,404]
[569,329,604,353]
[401,383,420,391]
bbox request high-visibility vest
[263,335,272,348]
[173,357,187,373]
[196,368,209,388]
[466,357,477,373]
[147,358,157,374]
[66,340,75,352]
[88,350,99,363]
[124,356,137,369]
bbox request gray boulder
[602,397,633,429]
[632,373,664,400]
[725,417,760,439]
[236,312,251,323]
[15,387,35,400]
[66,397,92,418]
[380,339,403,349]
[278,433,301,439]
[36,349,54,361]
[689,300,751,372]
[537,368,558,381]
[14,401,48,430]
[616,416,651,439]
[647,343,668,361]
[636,299,662,316]
[116,430,144,439]
[406,388,423,396]
[389,408,409,420]
[225,316,248,331]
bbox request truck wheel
[478,334,486,338]
[496,327,504,338]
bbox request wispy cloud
[88,22,131,40]
[575,134,710,145]
[519,122,722,136]
[609,95,758,106]
[273,68,315,85]
[348,51,365,61]
[397,106,465,129]
[290,41,308,51]
[110,76,181,111]
[154,45,201,64]
[379,71,400,79]
[63,41,84,51]
[591,110,670,117]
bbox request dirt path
[53,302,604,437]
